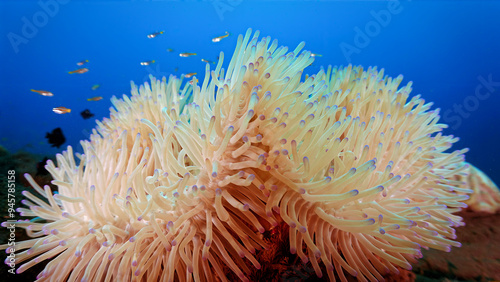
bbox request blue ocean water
[1,0,499,187]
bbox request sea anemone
[2,77,268,281]
[2,29,477,281]
[453,163,500,214]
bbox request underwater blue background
[1,0,499,186]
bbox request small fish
[179,53,197,57]
[77,59,89,66]
[185,72,197,78]
[189,78,198,86]
[80,109,95,120]
[166,48,174,52]
[140,60,155,65]
[53,107,71,114]
[68,68,88,74]
[87,96,103,101]
[30,89,53,97]
[201,59,215,64]
[147,31,164,38]
[212,31,230,42]
[46,128,66,148]
[91,84,100,90]
[311,53,323,57]
[174,67,179,72]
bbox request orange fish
[179,53,197,57]
[212,31,230,42]
[201,59,215,64]
[189,79,198,86]
[30,89,53,97]
[140,60,155,66]
[77,59,89,66]
[185,72,197,78]
[147,31,164,38]
[53,107,71,114]
[87,96,103,101]
[68,68,88,74]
